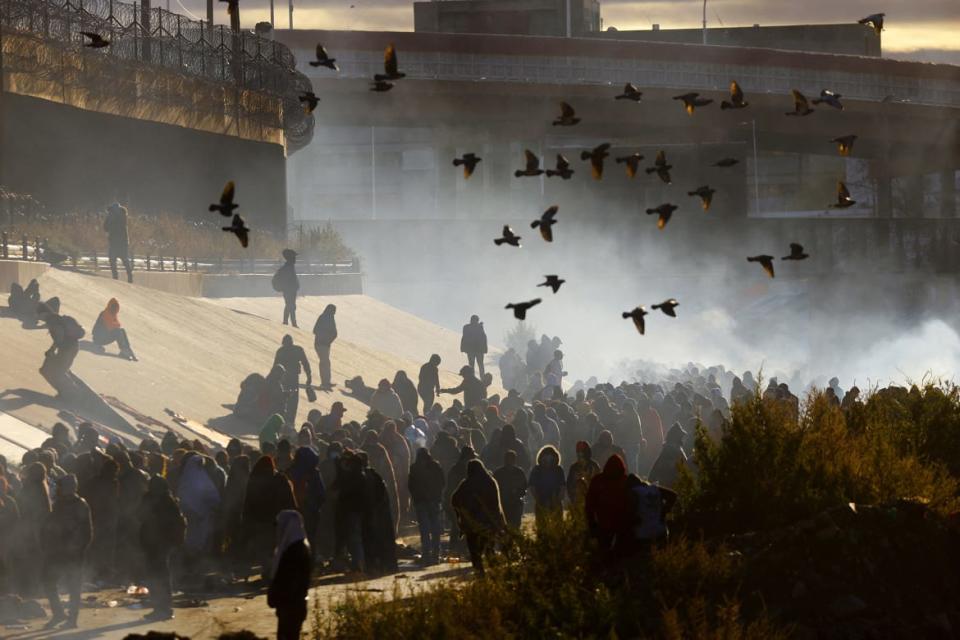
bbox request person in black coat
[274,249,300,328]
[460,315,488,377]
[268,509,314,640]
[392,370,419,417]
[138,475,186,621]
[104,203,132,283]
[407,448,445,564]
[42,475,92,630]
[312,304,337,389]
[493,450,527,530]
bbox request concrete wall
[1,93,288,231]
[0,261,49,294]
[90,270,362,297]
[414,0,599,36]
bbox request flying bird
[615,153,644,178]
[786,90,815,116]
[782,243,809,261]
[580,143,611,180]
[309,44,338,70]
[831,135,857,157]
[494,225,521,247]
[858,12,885,35]
[515,149,545,178]
[545,154,574,180]
[622,306,648,335]
[506,298,542,320]
[646,203,678,230]
[687,186,715,211]
[531,206,559,242]
[299,92,319,113]
[645,150,672,184]
[81,32,110,47]
[812,90,844,110]
[673,92,713,115]
[720,81,748,110]
[713,158,739,168]
[223,214,250,248]
[651,299,679,317]
[369,80,394,92]
[615,83,643,102]
[553,102,580,126]
[453,153,482,179]
[538,275,565,294]
[374,43,405,81]
[831,181,857,208]
[747,255,775,278]
[209,181,238,217]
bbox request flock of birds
[123,9,887,337]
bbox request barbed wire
[1,0,314,151]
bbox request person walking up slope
[273,249,300,328]
[312,304,337,389]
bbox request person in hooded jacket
[408,448,445,564]
[493,449,527,530]
[370,380,404,421]
[360,431,400,531]
[177,454,221,562]
[274,249,300,327]
[430,427,460,476]
[591,430,625,470]
[417,355,442,413]
[268,510,314,640]
[585,454,629,560]
[138,475,186,621]
[288,447,325,555]
[451,460,505,574]
[243,456,297,581]
[92,298,137,360]
[312,304,337,390]
[391,371,419,416]
[648,423,688,489]
[333,451,366,572]
[566,441,600,506]
[358,452,398,574]
[380,421,411,523]
[42,475,92,629]
[527,446,565,530]
[86,457,120,582]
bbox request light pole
[702,0,707,44]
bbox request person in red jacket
[584,454,629,560]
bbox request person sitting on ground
[7,279,41,322]
[92,298,138,361]
[268,510,313,640]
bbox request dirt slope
[0,268,492,445]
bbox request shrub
[503,321,536,357]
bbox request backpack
[61,316,86,342]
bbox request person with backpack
[92,298,138,361]
[312,304,337,390]
[104,203,133,283]
[37,297,85,396]
[138,475,186,621]
[273,249,300,328]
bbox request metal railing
[0,0,315,149]
[0,231,361,274]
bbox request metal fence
[0,231,361,274]
[1,0,315,149]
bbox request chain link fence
[1,0,314,150]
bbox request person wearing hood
[527,446,565,530]
[360,431,400,531]
[274,335,313,428]
[380,421,411,523]
[92,298,137,361]
[176,454,221,557]
[460,315,488,377]
[648,423,689,489]
[408,448,445,565]
[444,446,476,551]
[358,452,398,574]
[312,304,338,390]
[417,355,442,414]
[268,510,313,640]
[8,278,41,321]
[392,370,419,416]
[441,366,487,410]
[243,455,297,581]
[585,454,629,559]
[273,249,300,327]
[591,430,625,470]
[370,380,404,421]
[42,475,92,629]
[430,427,460,476]
[38,297,84,396]
[566,441,600,506]
[223,455,251,570]
[615,400,645,474]
[258,366,287,425]
[86,457,120,582]
[493,449,527,530]
[333,451,367,572]
[482,424,530,474]
[451,459,505,574]
[138,475,186,621]
[103,202,132,282]
[288,447,325,554]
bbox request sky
[171,0,960,60]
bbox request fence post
[146,255,151,271]
[1,231,7,259]
[34,237,40,261]
[93,250,99,272]
[160,255,165,271]
[21,234,27,260]
[41,238,48,262]
[193,258,198,272]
